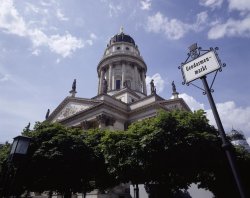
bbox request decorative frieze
[96,114,116,126]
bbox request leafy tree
[16,122,97,197]
[101,110,250,197]
[0,142,10,173]
[1,110,249,198]
[0,142,11,195]
[83,129,118,191]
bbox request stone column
[98,69,104,94]
[112,65,115,90]
[108,64,112,91]
[96,114,115,129]
[121,62,125,88]
[133,65,137,90]
[142,70,147,94]
[81,120,90,130]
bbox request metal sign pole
[180,44,247,198]
[201,76,246,198]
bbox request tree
[2,110,249,197]
[17,122,97,197]
[0,142,11,195]
[101,110,250,197]
[0,142,10,174]
[83,129,118,191]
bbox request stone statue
[102,78,108,94]
[45,109,50,119]
[72,79,76,92]
[172,81,176,93]
[150,79,156,94]
[69,79,77,97]
[24,122,30,131]
[123,81,127,88]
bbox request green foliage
[1,110,250,197]
[14,122,97,196]
[0,143,10,169]
[100,110,250,197]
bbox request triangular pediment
[48,97,102,122]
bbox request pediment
[48,97,102,122]
[54,102,93,121]
[159,98,191,111]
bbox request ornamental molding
[96,114,116,126]
[47,96,102,122]
[97,54,147,73]
[159,98,191,112]
[60,101,128,125]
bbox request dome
[109,32,135,46]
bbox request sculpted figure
[45,109,50,119]
[72,79,76,92]
[172,81,176,93]
[150,79,156,94]
[102,78,108,94]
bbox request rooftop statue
[172,81,176,93]
[150,79,156,94]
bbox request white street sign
[182,50,221,83]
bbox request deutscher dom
[46,29,190,198]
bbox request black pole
[134,184,139,198]
[201,76,246,198]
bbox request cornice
[47,96,102,122]
[97,53,147,73]
[59,100,129,125]
[112,88,143,99]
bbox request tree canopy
[0,110,250,198]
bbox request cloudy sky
[0,0,250,147]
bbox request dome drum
[97,31,147,96]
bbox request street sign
[181,50,220,83]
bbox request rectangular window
[116,80,121,90]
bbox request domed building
[46,29,191,197]
[228,129,250,153]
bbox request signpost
[179,44,246,198]
[182,50,220,83]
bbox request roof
[109,32,135,46]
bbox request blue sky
[0,0,250,146]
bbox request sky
[0,0,250,145]
[1,1,250,197]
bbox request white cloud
[48,34,84,58]
[29,29,83,57]
[208,16,250,39]
[140,0,151,10]
[146,73,165,94]
[179,93,250,142]
[206,101,250,134]
[108,3,122,17]
[195,11,209,28]
[0,0,84,58]
[90,33,97,40]
[56,9,69,21]
[25,2,40,14]
[228,0,250,12]
[247,137,250,145]
[0,74,10,82]
[199,0,224,9]
[179,93,205,111]
[31,49,41,56]
[0,0,27,36]
[85,40,93,46]
[146,11,208,40]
